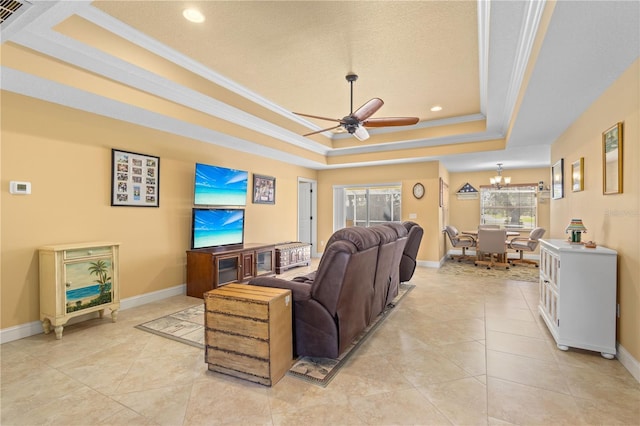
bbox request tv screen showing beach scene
[191,208,245,249]
[194,163,248,206]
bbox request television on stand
[194,163,248,206]
[191,208,245,249]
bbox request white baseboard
[0,283,186,344]
[617,343,640,383]
[119,283,186,310]
[417,259,441,269]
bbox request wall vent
[1,0,28,26]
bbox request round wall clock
[412,183,425,199]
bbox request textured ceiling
[93,1,480,125]
[1,1,638,172]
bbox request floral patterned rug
[135,283,415,387]
[438,257,539,282]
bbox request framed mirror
[602,122,623,195]
[551,159,564,200]
[572,158,584,192]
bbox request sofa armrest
[249,276,312,301]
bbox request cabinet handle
[544,280,550,283]
[66,282,71,288]
[87,250,93,255]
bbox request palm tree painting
[66,260,113,313]
[89,260,113,305]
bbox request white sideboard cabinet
[39,242,120,339]
[538,239,617,359]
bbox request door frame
[297,177,318,258]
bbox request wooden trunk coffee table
[203,284,292,386]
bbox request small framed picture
[572,158,584,192]
[551,159,564,200]
[111,149,160,207]
[252,174,275,204]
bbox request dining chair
[478,224,500,229]
[474,228,509,269]
[508,227,546,267]
[443,225,476,262]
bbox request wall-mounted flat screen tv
[194,163,248,206]
[191,208,245,249]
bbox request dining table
[462,230,521,238]
[462,229,521,264]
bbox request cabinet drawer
[206,348,269,378]
[206,298,269,320]
[205,311,268,340]
[64,246,112,259]
[206,329,270,359]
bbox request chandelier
[490,163,511,189]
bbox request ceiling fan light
[353,125,370,141]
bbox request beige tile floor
[2,263,639,425]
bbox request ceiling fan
[294,73,420,141]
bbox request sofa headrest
[382,222,408,238]
[369,225,398,244]
[326,226,380,252]
[403,221,420,232]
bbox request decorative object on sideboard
[584,241,597,249]
[551,158,564,200]
[572,157,584,192]
[111,149,160,207]
[489,163,511,189]
[603,122,623,195]
[253,174,276,204]
[565,218,587,243]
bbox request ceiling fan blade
[294,112,342,123]
[351,98,384,122]
[362,117,420,128]
[352,125,370,141]
[302,125,342,137]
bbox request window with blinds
[480,184,537,229]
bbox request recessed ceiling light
[430,105,443,112]
[183,8,205,23]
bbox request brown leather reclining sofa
[249,222,423,358]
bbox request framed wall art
[252,174,275,204]
[603,122,623,195]
[571,157,584,192]
[111,149,160,207]
[551,159,564,200]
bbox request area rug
[438,258,539,282]
[135,283,415,387]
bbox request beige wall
[1,93,315,329]
[448,168,551,246]
[317,162,442,263]
[550,59,639,360]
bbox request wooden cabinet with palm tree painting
[39,242,120,339]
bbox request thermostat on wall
[9,181,31,195]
